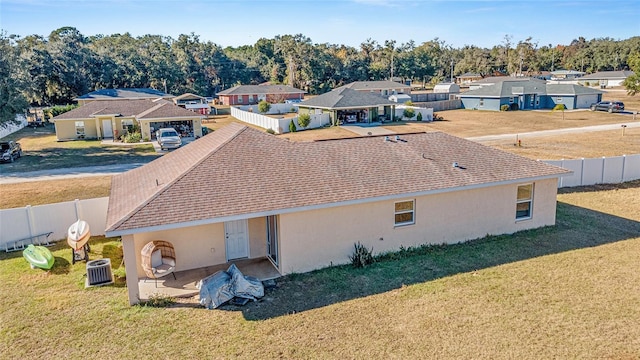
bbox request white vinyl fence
[0,115,27,139]
[231,106,330,134]
[543,154,640,188]
[1,197,109,251]
[394,106,433,121]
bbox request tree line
[1,27,639,124]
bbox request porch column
[95,118,102,139]
[121,235,140,305]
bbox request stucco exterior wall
[54,119,99,140]
[130,217,267,278]
[461,97,501,110]
[277,179,558,274]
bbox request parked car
[1,141,22,163]
[590,101,625,113]
[156,128,182,150]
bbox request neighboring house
[74,88,174,106]
[52,99,204,141]
[173,93,211,115]
[297,87,398,124]
[577,70,635,88]
[550,70,585,80]
[459,78,604,111]
[456,73,483,85]
[105,122,569,305]
[336,80,411,96]
[216,84,305,105]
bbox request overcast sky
[2,0,638,48]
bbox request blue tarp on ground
[197,264,264,309]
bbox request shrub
[404,100,414,106]
[123,132,142,143]
[297,113,311,128]
[416,112,423,121]
[289,119,297,132]
[349,242,374,268]
[393,115,401,122]
[403,108,416,119]
[258,100,271,113]
[500,104,510,111]
[266,128,275,134]
[433,113,443,121]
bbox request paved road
[0,163,148,184]
[467,121,640,143]
[1,120,638,184]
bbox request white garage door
[576,95,596,109]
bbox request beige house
[52,99,203,141]
[105,123,569,305]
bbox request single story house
[173,93,211,115]
[74,88,174,106]
[459,78,604,111]
[456,73,483,85]
[216,84,305,105]
[336,80,411,96]
[52,99,204,141]
[577,70,635,88]
[296,87,398,125]
[105,122,569,305]
[550,70,585,80]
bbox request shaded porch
[138,257,280,301]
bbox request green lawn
[0,125,159,173]
[1,181,639,358]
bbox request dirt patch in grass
[0,176,112,208]
[483,126,640,159]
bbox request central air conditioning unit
[86,258,114,287]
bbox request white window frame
[509,97,514,104]
[237,95,243,104]
[516,184,534,220]
[479,98,484,106]
[75,121,85,137]
[394,200,415,226]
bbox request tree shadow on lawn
[232,199,640,320]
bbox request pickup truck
[1,141,22,163]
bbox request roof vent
[452,162,459,168]
[395,135,401,141]
[384,136,390,142]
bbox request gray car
[156,128,182,150]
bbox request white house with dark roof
[336,80,411,96]
[52,99,204,141]
[105,122,569,304]
[577,70,635,88]
[297,87,398,125]
[217,84,305,105]
[74,88,174,106]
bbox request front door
[224,219,249,260]
[102,120,113,138]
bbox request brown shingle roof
[106,123,569,235]
[53,99,201,120]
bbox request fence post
[74,199,83,220]
[25,205,36,239]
